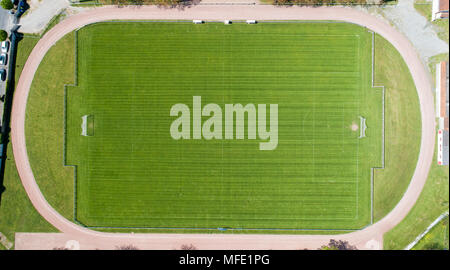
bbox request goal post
[359,116,367,139]
[81,115,94,136]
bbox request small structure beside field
[436,61,449,165]
[432,0,449,21]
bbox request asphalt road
[0,6,13,33]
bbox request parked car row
[0,40,10,82]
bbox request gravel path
[11,5,435,250]
[0,6,13,33]
[379,0,448,61]
[18,0,70,34]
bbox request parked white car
[1,41,9,53]
[0,53,7,65]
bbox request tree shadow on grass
[0,29,23,207]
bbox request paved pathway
[11,5,435,250]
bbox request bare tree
[180,244,197,250]
[116,244,140,250]
[319,239,357,250]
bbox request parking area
[1,6,14,128]
[0,38,10,128]
[0,40,9,127]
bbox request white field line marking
[67,25,374,229]
[356,34,360,220]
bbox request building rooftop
[443,130,449,165]
[439,0,449,12]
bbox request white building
[436,61,449,166]
[432,0,449,21]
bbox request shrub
[1,0,14,10]
[0,30,7,41]
[423,242,444,250]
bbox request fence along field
[65,22,383,230]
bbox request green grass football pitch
[66,22,383,230]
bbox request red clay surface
[11,5,435,250]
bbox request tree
[53,247,69,250]
[319,239,358,250]
[1,0,14,10]
[0,30,7,42]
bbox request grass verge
[412,216,449,250]
[41,11,68,37]
[372,34,421,222]
[382,53,449,250]
[25,33,76,222]
[383,141,449,249]
[0,36,57,247]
